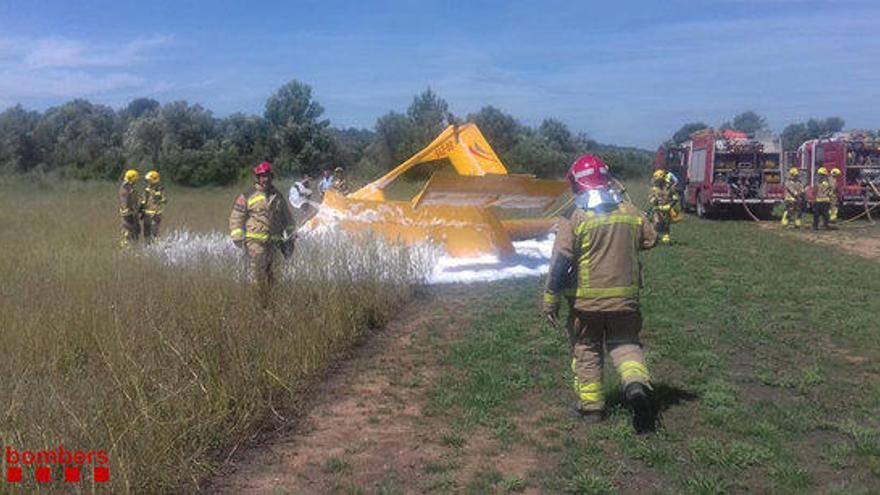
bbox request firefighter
[829,167,842,223]
[543,154,658,433]
[781,167,805,228]
[118,169,142,248]
[812,167,834,230]
[142,170,166,243]
[648,169,678,244]
[229,162,297,294]
[330,166,351,195]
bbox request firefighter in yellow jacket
[142,170,167,243]
[118,169,142,247]
[829,167,842,223]
[648,169,678,244]
[543,155,658,433]
[229,162,297,291]
[812,167,834,230]
[781,167,805,228]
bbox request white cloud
[0,34,171,103]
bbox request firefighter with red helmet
[543,154,658,433]
[648,169,678,244]
[229,162,297,293]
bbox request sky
[0,0,878,149]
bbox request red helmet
[253,161,273,176]
[566,154,609,193]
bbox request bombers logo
[468,142,498,162]
[5,446,110,484]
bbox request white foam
[427,236,554,284]
[144,229,554,286]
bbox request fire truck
[795,132,880,206]
[656,129,784,218]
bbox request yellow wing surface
[311,123,567,257]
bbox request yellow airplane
[311,123,569,257]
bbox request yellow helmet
[817,167,829,176]
[124,169,140,183]
[788,167,799,177]
[145,170,160,184]
[830,167,841,176]
[653,169,666,180]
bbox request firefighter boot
[660,234,671,244]
[569,404,605,425]
[780,211,789,227]
[624,382,657,434]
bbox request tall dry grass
[0,176,427,491]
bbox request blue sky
[0,0,877,148]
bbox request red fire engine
[795,132,880,206]
[656,129,784,217]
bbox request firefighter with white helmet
[142,170,166,243]
[543,154,658,432]
[829,167,842,223]
[229,162,297,294]
[648,168,678,244]
[812,167,833,230]
[118,169,142,247]
[781,167,805,228]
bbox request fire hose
[840,179,880,225]
[736,189,763,223]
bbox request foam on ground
[145,229,553,285]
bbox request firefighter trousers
[245,240,280,294]
[782,200,803,227]
[120,215,140,247]
[567,310,651,412]
[142,213,162,243]
[813,202,830,230]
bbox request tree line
[666,110,872,151]
[0,81,653,186]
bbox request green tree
[124,116,163,165]
[782,117,845,150]
[0,105,41,172]
[32,99,123,177]
[723,111,767,136]
[467,105,522,156]
[672,122,708,144]
[159,101,216,150]
[120,98,160,121]
[538,118,578,154]
[264,79,332,175]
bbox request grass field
[211,181,880,493]
[4,174,880,492]
[408,210,880,493]
[0,176,426,492]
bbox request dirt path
[212,285,528,494]
[759,221,880,260]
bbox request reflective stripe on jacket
[815,179,834,203]
[229,185,296,243]
[143,184,166,215]
[785,179,804,202]
[545,201,657,313]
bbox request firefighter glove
[543,292,560,328]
